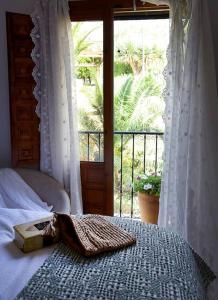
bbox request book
[14,215,58,253]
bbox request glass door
[113,18,169,218]
[72,21,104,162]
[70,1,114,216]
[69,0,169,217]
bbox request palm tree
[115,44,165,76]
[79,77,103,132]
[114,75,163,132]
[79,74,163,133]
[79,74,164,211]
[72,22,97,59]
[72,22,102,84]
[79,73,164,162]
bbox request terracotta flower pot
[138,192,159,224]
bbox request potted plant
[134,174,161,224]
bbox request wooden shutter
[6,12,40,168]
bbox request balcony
[79,131,164,218]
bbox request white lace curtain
[143,0,218,296]
[31,0,83,214]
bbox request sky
[72,19,169,53]
[114,19,169,50]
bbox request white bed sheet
[0,169,54,300]
[0,208,54,300]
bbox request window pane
[113,19,169,218]
[72,21,104,162]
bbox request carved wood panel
[6,12,40,167]
[15,124,36,141]
[14,40,34,58]
[10,14,33,37]
[13,85,35,101]
[80,162,108,215]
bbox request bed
[0,168,70,300]
[0,168,215,300]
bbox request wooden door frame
[103,3,114,215]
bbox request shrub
[134,174,161,196]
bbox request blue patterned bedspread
[16,217,215,300]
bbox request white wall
[0,0,218,167]
[0,0,34,168]
[208,1,218,86]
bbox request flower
[143,183,152,190]
[134,173,161,196]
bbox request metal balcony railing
[79,131,164,218]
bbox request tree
[72,22,96,59]
[115,43,165,76]
[74,21,167,216]
[114,75,163,132]
[79,74,163,133]
[72,22,102,84]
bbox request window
[69,0,169,216]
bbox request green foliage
[115,43,165,76]
[78,77,103,131]
[72,23,103,84]
[72,22,98,59]
[114,61,133,76]
[116,43,142,74]
[76,57,102,83]
[114,74,162,132]
[134,175,161,196]
[76,58,93,83]
[79,73,163,132]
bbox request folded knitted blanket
[43,214,136,256]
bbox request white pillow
[0,191,7,208]
[0,168,52,211]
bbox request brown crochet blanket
[43,214,136,256]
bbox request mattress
[16,217,215,300]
